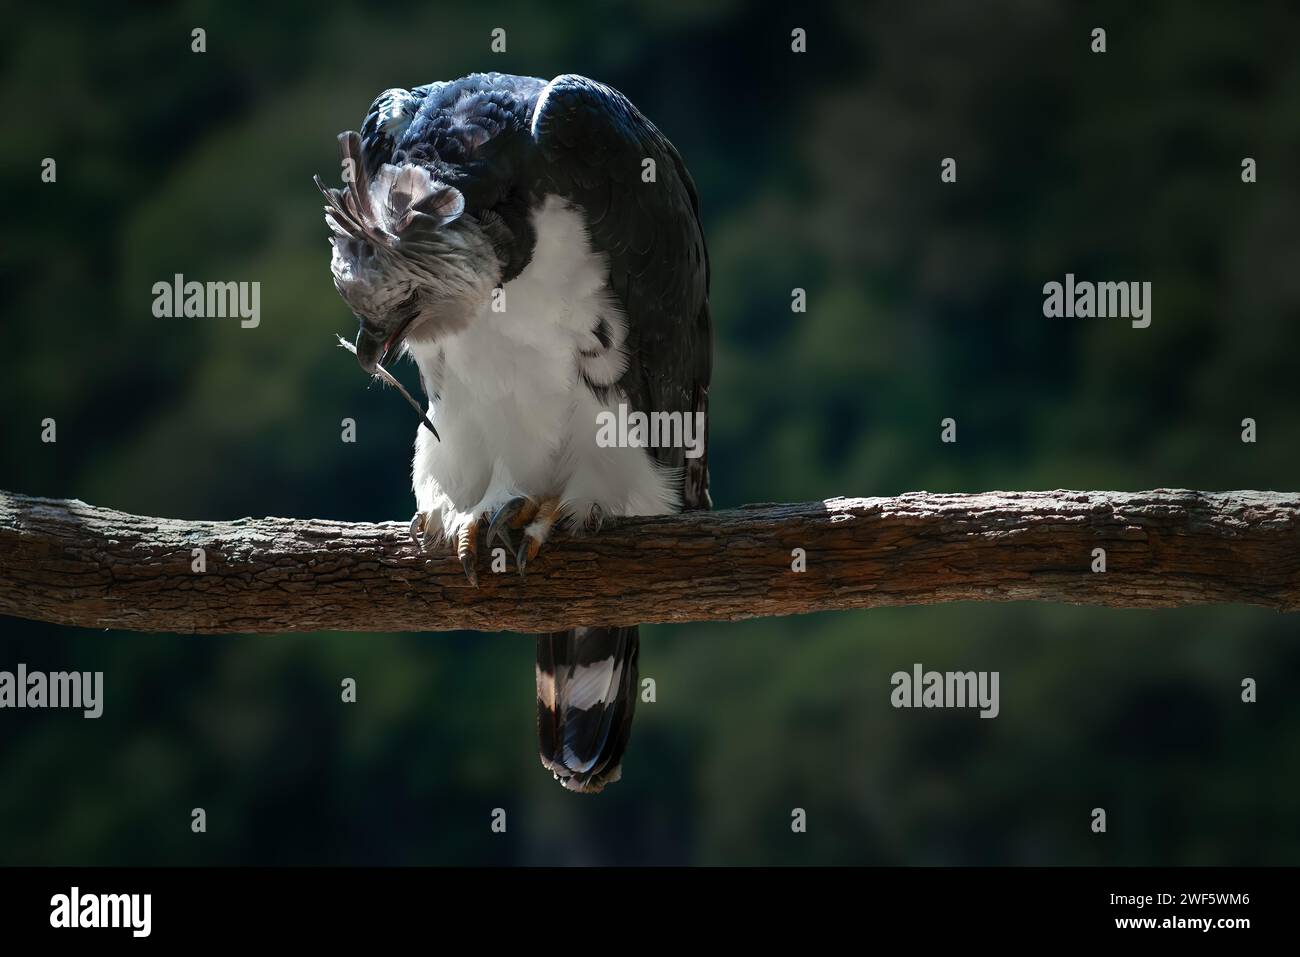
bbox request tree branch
[1,489,1297,634]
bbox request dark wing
[358,83,446,179]
[530,75,712,511]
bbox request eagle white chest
[407,196,681,528]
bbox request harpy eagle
[316,73,712,792]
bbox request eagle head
[316,131,503,372]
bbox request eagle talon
[456,518,481,587]
[409,512,425,549]
[488,521,516,553]
[461,551,479,588]
[512,498,562,580]
[487,496,536,554]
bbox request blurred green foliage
[1,0,1296,864]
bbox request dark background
[1,0,1296,864]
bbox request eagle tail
[535,626,639,793]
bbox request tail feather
[536,626,639,793]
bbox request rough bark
[0,489,1296,634]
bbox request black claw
[489,524,515,553]
[515,541,530,580]
[461,552,479,588]
[486,497,531,554]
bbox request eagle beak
[353,323,385,374]
[367,305,424,372]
